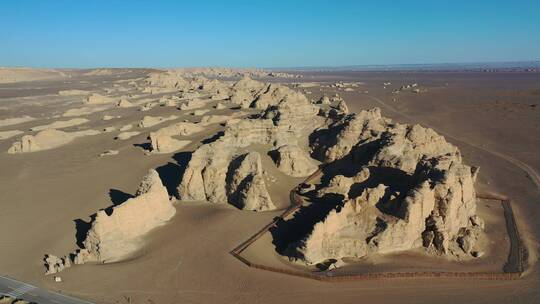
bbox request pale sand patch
[62,106,110,117]
[115,131,140,140]
[119,124,133,131]
[0,115,36,128]
[0,130,23,140]
[58,89,90,96]
[30,118,90,131]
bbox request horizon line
[2,59,540,71]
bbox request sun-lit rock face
[75,169,175,263]
[271,144,318,177]
[42,69,484,277]
[177,78,325,211]
[282,109,482,265]
[44,170,176,273]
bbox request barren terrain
[0,68,539,304]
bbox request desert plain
[0,67,539,304]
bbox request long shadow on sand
[156,162,183,198]
[72,189,134,248]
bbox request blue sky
[1,0,539,68]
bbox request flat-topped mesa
[283,108,483,265]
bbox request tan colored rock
[179,99,206,111]
[317,95,331,105]
[117,98,134,107]
[139,101,159,111]
[44,254,71,274]
[138,115,177,128]
[84,93,114,105]
[73,169,175,263]
[149,133,190,153]
[271,144,318,177]
[215,103,227,110]
[8,129,100,153]
[99,150,119,157]
[283,107,481,265]
[227,152,275,211]
[192,109,210,116]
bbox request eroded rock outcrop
[84,93,114,105]
[227,152,275,211]
[45,170,176,272]
[8,129,100,153]
[138,115,178,128]
[281,108,483,265]
[177,81,325,210]
[271,144,319,177]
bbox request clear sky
[1,0,539,68]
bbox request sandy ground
[0,69,539,304]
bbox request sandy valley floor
[0,69,539,304]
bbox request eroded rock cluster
[42,69,484,276]
[282,107,483,265]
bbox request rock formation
[8,129,100,153]
[280,107,483,265]
[117,98,134,107]
[74,169,175,263]
[147,121,204,153]
[138,115,178,128]
[227,152,275,211]
[271,144,319,177]
[44,170,177,271]
[177,79,325,210]
[84,93,114,105]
